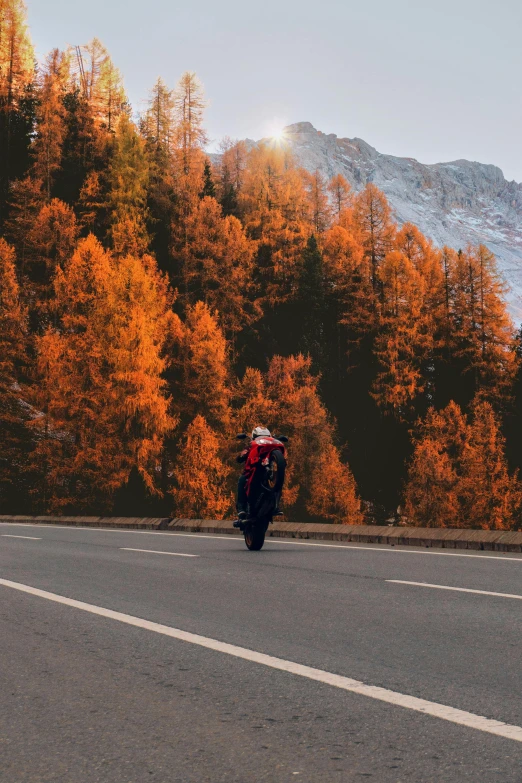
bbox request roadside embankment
[1,515,521,552]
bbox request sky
[26,0,522,182]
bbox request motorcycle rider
[236,426,283,522]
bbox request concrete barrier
[0,514,169,530]
[1,515,521,552]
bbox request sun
[267,125,288,146]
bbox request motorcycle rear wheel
[244,524,266,551]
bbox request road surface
[1,521,521,782]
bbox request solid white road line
[1,534,41,540]
[1,577,521,744]
[120,548,198,558]
[388,580,522,600]
[1,523,521,562]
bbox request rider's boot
[233,507,248,528]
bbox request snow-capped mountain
[265,122,522,322]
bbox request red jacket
[239,437,286,494]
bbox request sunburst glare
[267,124,288,146]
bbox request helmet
[251,426,271,440]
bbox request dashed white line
[1,534,41,540]
[0,577,521,743]
[388,580,522,600]
[120,548,198,558]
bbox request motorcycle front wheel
[266,449,286,492]
[244,524,266,551]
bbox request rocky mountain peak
[271,123,522,321]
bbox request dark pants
[236,474,248,514]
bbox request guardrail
[1,515,522,552]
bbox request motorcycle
[235,432,288,551]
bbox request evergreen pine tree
[199,158,216,199]
[54,87,106,208]
[217,139,246,218]
[296,234,326,370]
[4,175,43,273]
[140,77,176,272]
[0,238,32,510]
[107,114,150,256]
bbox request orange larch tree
[372,249,431,416]
[472,245,517,397]
[106,251,180,486]
[25,198,78,327]
[394,223,444,323]
[172,71,207,177]
[32,49,70,201]
[31,235,177,511]
[307,442,362,524]
[0,0,33,111]
[172,414,232,519]
[240,143,309,303]
[352,183,395,293]
[141,77,175,152]
[173,300,232,432]
[460,399,521,529]
[321,222,372,345]
[403,433,460,528]
[178,195,258,339]
[170,72,208,286]
[327,173,352,222]
[404,399,521,529]
[71,39,127,131]
[233,366,275,436]
[404,401,469,527]
[304,168,332,234]
[171,70,207,205]
[0,0,35,209]
[451,245,516,403]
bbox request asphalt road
[1,522,521,783]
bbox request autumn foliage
[405,400,521,529]
[0,0,520,529]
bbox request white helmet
[252,426,271,440]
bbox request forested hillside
[1,0,521,528]
[264,122,522,320]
